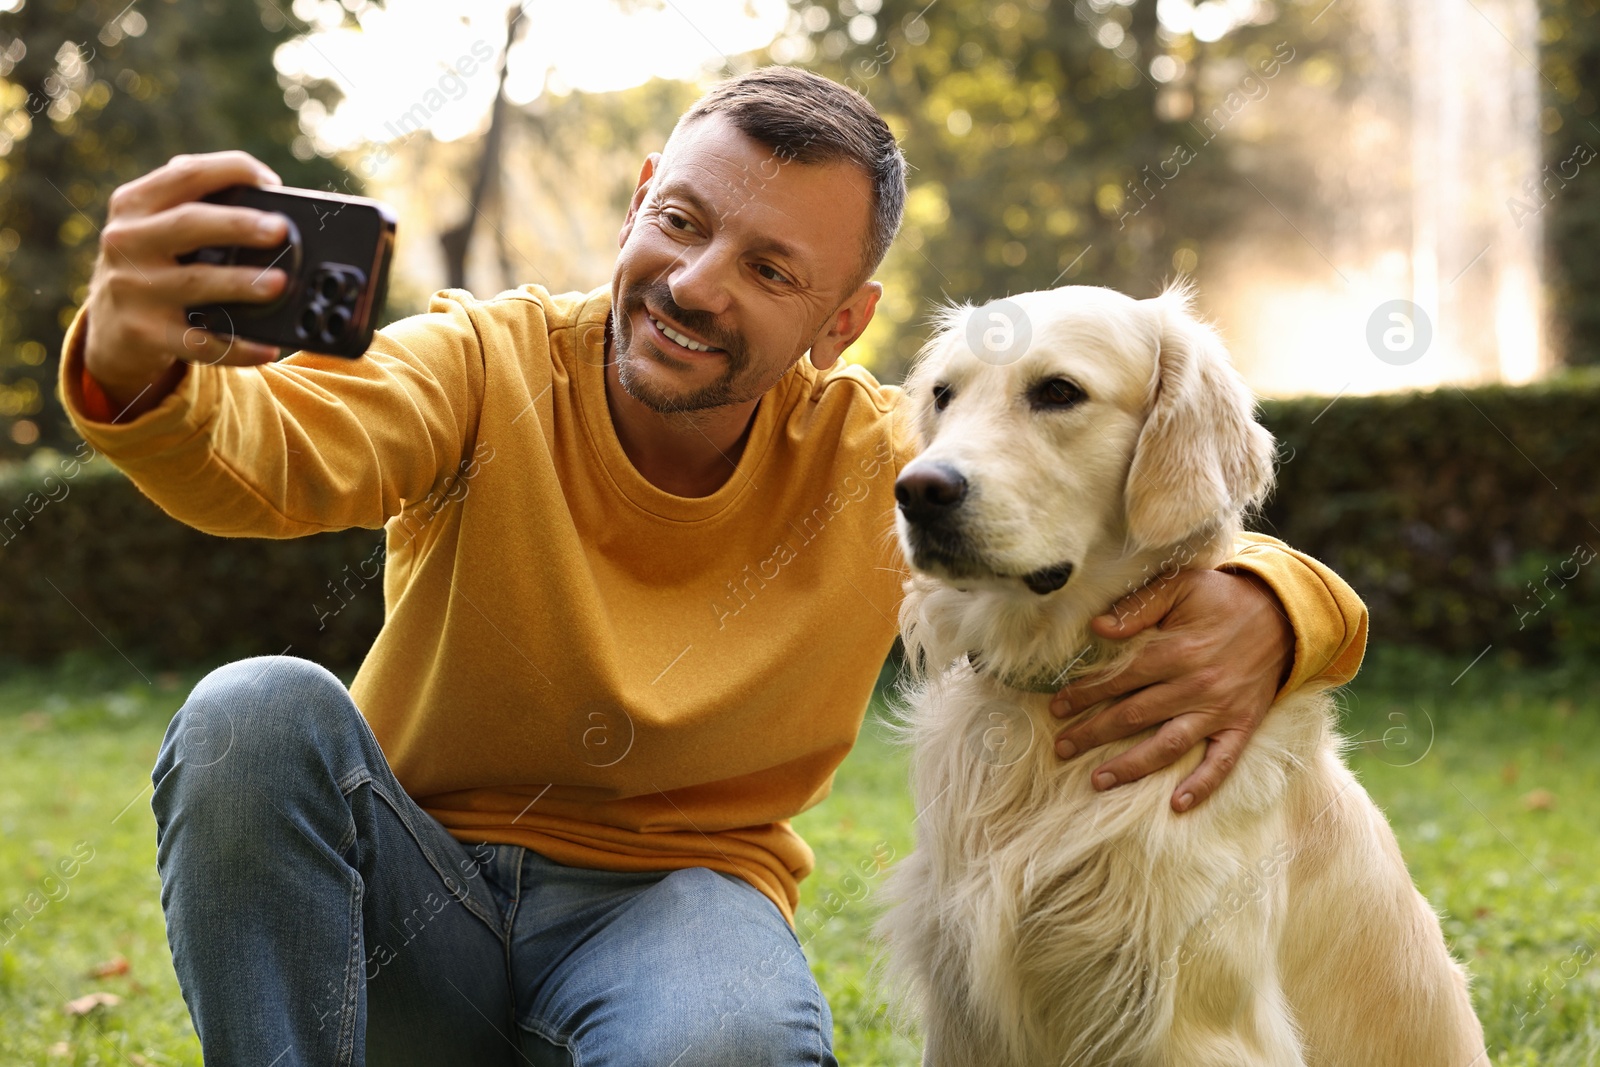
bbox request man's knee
[637,981,833,1067]
[652,867,775,923]
[154,655,359,792]
[643,869,833,1064]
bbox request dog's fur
[876,285,1486,1066]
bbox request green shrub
[1257,370,1600,662]
[0,451,384,668]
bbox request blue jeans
[151,656,838,1066]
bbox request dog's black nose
[896,464,968,522]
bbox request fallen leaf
[1473,906,1493,920]
[89,955,130,979]
[63,991,121,1016]
[128,1054,156,1066]
[1500,760,1519,786]
[1522,788,1555,812]
[46,1042,71,1057]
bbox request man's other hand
[1048,569,1294,814]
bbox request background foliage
[0,0,362,458]
[3,373,1596,669]
[0,456,385,667]
[799,0,1336,370]
[6,0,1598,457]
[1258,371,1600,662]
[1539,0,1600,367]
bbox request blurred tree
[440,3,523,292]
[778,0,1347,376]
[497,76,705,285]
[0,0,361,459]
[1537,0,1600,367]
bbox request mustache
[625,279,743,360]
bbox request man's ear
[1124,288,1276,549]
[809,281,882,370]
[618,152,662,249]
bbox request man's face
[610,113,876,413]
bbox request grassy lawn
[2,648,1597,1064]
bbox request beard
[612,277,754,414]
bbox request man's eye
[755,263,790,284]
[662,211,697,234]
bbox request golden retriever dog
[875,285,1485,1066]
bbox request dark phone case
[176,184,397,358]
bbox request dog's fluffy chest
[879,670,1325,1066]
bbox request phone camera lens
[297,306,323,341]
[319,273,346,303]
[321,307,351,343]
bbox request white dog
[875,285,1486,1066]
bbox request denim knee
[630,869,833,1065]
[153,655,364,829]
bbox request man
[62,67,1364,1065]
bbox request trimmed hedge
[2,372,1597,668]
[1257,370,1600,662]
[0,454,385,668]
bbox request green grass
[2,648,1597,1064]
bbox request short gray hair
[679,65,907,288]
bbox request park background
[2,0,1599,1062]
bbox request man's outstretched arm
[62,150,487,539]
[1048,532,1368,813]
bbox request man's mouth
[645,309,723,355]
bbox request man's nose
[895,463,968,523]
[668,242,735,317]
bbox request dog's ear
[1124,288,1275,549]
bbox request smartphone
[176,184,397,358]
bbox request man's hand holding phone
[80,149,396,422]
[82,151,295,418]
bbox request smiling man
[60,67,1364,1066]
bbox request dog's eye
[932,383,953,412]
[1031,378,1087,410]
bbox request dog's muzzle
[897,464,1075,594]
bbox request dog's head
[895,283,1274,600]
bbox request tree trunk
[439,4,523,291]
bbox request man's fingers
[116,201,289,263]
[1091,570,1186,639]
[1052,668,1143,715]
[113,150,279,218]
[1054,682,1180,757]
[1170,729,1249,813]
[1076,716,1205,792]
[1051,635,1186,716]
[161,262,288,309]
[173,320,280,366]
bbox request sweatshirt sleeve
[1220,532,1369,695]
[56,290,488,538]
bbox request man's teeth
[650,316,717,352]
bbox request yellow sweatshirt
[58,284,1367,921]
